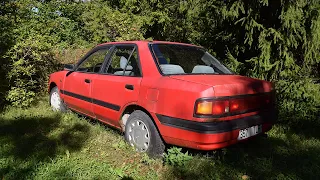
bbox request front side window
[104,45,141,76]
[150,44,233,75]
[77,47,110,73]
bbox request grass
[1,98,320,180]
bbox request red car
[48,41,277,157]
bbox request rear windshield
[150,43,233,75]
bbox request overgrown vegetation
[0,99,163,179]
[1,99,320,179]
[0,0,320,179]
[163,147,193,166]
[1,0,319,122]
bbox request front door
[91,45,142,127]
[62,46,111,117]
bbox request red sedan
[48,41,277,157]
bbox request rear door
[61,46,111,117]
[91,44,142,127]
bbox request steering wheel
[93,63,102,72]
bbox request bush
[277,78,320,124]
[5,36,61,107]
[54,47,91,65]
[81,1,148,43]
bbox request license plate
[237,125,262,140]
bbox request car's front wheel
[125,110,165,158]
[50,86,67,112]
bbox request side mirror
[64,64,75,71]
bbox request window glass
[104,46,140,76]
[150,44,233,75]
[77,47,110,73]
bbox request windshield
[150,43,233,75]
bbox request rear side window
[104,45,141,77]
[150,44,233,75]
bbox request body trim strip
[60,90,120,111]
[156,111,275,134]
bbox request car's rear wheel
[125,110,165,158]
[50,86,67,112]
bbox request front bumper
[155,109,277,150]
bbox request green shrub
[5,36,61,107]
[276,78,320,124]
[81,1,148,43]
[1,0,319,128]
[164,147,192,166]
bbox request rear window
[150,43,233,75]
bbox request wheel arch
[119,104,160,133]
[49,82,57,92]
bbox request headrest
[192,65,215,73]
[120,56,133,70]
[120,56,128,69]
[160,64,185,74]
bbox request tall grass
[1,98,320,179]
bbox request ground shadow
[278,106,320,139]
[0,114,91,179]
[166,134,320,179]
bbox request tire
[125,110,165,158]
[49,86,67,112]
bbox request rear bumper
[155,109,277,150]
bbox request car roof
[97,40,203,48]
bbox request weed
[140,153,156,165]
[163,147,193,166]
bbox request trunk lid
[169,75,273,96]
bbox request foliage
[0,0,17,109]
[1,0,88,107]
[5,36,60,107]
[277,78,320,124]
[81,1,148,43]
[0,0,319,126]
[0,1,320,179]
[110,0,320,123]
[163,147,192,166]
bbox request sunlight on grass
[1,98,319,179]
[0,99,162,180]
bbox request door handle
[125,84,134,90]
[84,79,91,83]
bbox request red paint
[63,72,96,116]
[91,75,142,128]
[48,41,276,151]
[146,88,159,102]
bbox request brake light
[230,102,239,111]
[212,100,229,115]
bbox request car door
[61,46,111,117]
[91,44,142,127]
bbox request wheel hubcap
[51,92,61,111]
[127,119,150,152]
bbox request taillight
[195,100,229,116]
[195,93,272,117]
[196,101,213,115]
[212,100,229,115]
